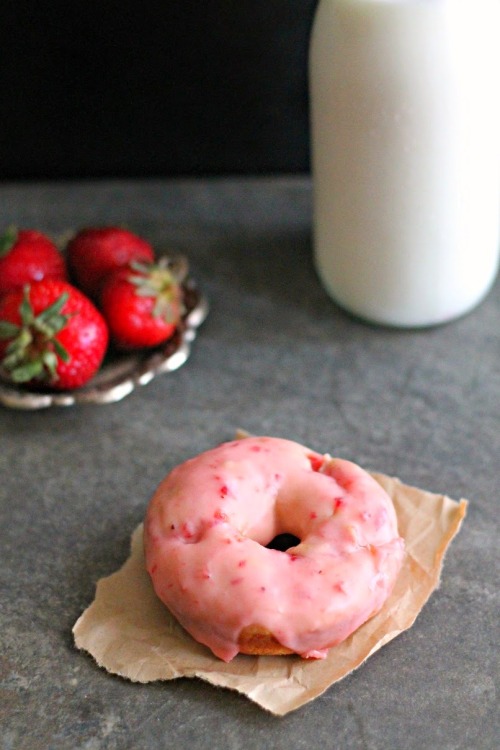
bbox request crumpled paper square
[73,472,467,715]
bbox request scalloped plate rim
[0,289,209,410]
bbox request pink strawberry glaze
[144,437,405,662]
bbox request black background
[0,1,318,180]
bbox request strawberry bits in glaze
[144,437,405,662]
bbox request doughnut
[144,436,405,662]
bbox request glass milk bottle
[309,0,500,327]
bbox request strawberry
[67,226,155,297]
[0,280,109,390]
[0,228,67,296]
[100,259,186,350]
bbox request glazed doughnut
[144,436,405,662]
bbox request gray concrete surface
[1,178,498,749]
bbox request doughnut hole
[266,533,301,552]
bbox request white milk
[309,0,500,327]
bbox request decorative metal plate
[0,275,208,410]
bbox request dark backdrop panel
[0,1,318,180]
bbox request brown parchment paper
[73,473,467,715]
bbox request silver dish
[0,275,208,410]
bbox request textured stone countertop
[1,178,498,750]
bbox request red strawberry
[67,226,155,297]
[0,280,109,390]
[0,228,67,296]
[100,259,186,350]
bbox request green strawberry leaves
[0,320,21,339]
[0,227,18,258]
[28,291,71,337]
[128,258,186,322]
[0,286,71,383]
